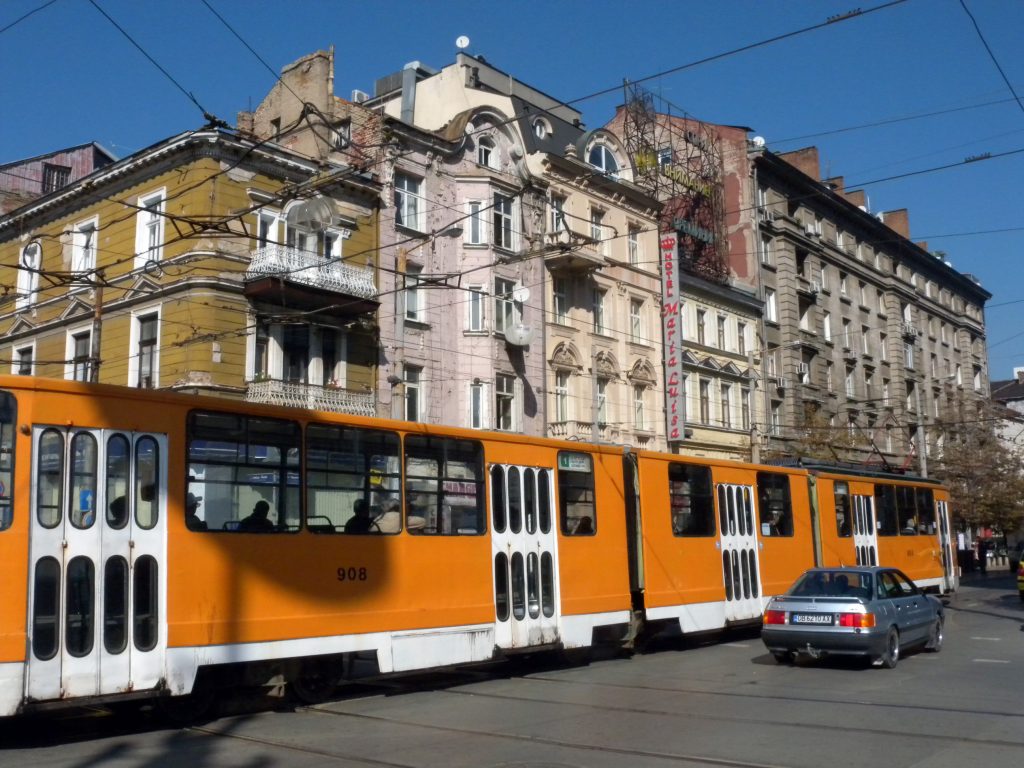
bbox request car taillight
[764,609,787,625]
[838,612,875,628]
[1018,562,1024,577]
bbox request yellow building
[0,129,381,414]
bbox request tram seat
[222,520,241,531]
[307,515,336,534]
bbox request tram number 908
[337,566,368,582]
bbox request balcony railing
[246,379,375,417]
[549,420,618,443]
[247,245,376,300]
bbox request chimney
[778,147,820,180]
[1014,366,1024,384]
[880,209,910,239]
[916,241,929,252]
[843,189,866,208]
[824,176,844,194]
[236,110,254,136]
[401,62,418,124]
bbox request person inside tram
[108,495,128,528]
[239,500,275,532]
[574,516,594,535]
[375,497,402,533]
[185,493,206,531]
[344,499,378,534]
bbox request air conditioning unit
[804,223,820,238]
[350,89,369,103]
[776,377,790,390]
[809,279,821,295]
[797,362,810,376]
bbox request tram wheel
[291,670,341,705]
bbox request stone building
[0,128,380,415]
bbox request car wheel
[925,618,944,653]
[880,627,900,669]
[772,650,795,664]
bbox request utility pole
[748,351,760,464]
[913,383,927,478]
[90,271,104,383]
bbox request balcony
[245,379,375,417]
[549,420,618,443]
[245,245,379,317]
[542,230,607,273]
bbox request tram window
[0,391,15,531]
[494,552,510,621]
[135,436,159,530]
[538,469,551,534]
[916,488,936,534]
[404,435,485,535]
[187,411,301,533]
[37,429,64,529]
[69,432,98,529]
[508,466,522,534]
[558,451,595,535]
[103,556,128,654]
[668,463,714,536]
[756,472,793,536]
[490,465,506,533]
[306,424,401,534]
[874,484,899,536]
[32,557,61,660]
[896,485,917,535]
[524,468,537,534]
[834,482,852,537]
[106,434,130,529]
[540,552,555,617]
[133,555,158,651]
[66,555,95,657]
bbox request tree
[930,399,1024,535]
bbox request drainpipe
[401,63,418,125]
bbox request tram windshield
[0,391,15,530]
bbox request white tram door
[852,495,878,566]
[936,499,957,592]
[26,427,167,704]
[490,465,560,649]
[716,484,763,622]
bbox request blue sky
[3,0,1022,378]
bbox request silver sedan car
[761,566,944,668]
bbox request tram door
[852,495,878,566]
[490,465,559,649]
[716,484,763,621]
[26,427,167,703]
[936,499,956,592]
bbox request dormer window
[477,137,496,169]
[533,118,551,140]
[588,144,619,178]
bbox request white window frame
[590,209,608,256]
[394,173,425,232]
[404,364,423,422]
[466,200,486,245]
[16,241,41,310]
[134,188,166,269]
[71,216,99,283]
[494,277,518,335]
[627,225,640,265]
[12,341,35,376]
[823,311,832,342]
[759,235,773,265]
[737,321,747,355]
[765,288,777,323]
[630,299,643,343]
[477,137,496,169]
[593,288,606,334]
[495,373,517,431]
[64,324,93,382]
[467,285,486,331]
[256,209,281,249]
[588,143,619,179]
[492,192,516,251]
[720,383,732,428]
[597,377,610,425]
[554,370,570,422]
[405,265,424,323]
[470,381,485,429]
[128,305,162,389]
[554,278,569,324]
[634,384,646,431]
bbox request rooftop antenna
[456,35,470,52]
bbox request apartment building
[0,129,380,415]
[0,142,116,215]
[752,145,991,465]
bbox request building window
[826,362,834,392]
[16,241,41,310]
[588,144,619,178]
[550,194,567,233]
[72,219,98,279]
[699,379,710,424]
[135,313,158,389]
[770,401,782,435]
[737,321,747,355]
[820,264,829,292]
[470,382,484,429]
[466,201,485,244]
[134,191,165,267]
[554,278,569,324]
[862,325,871,355]
[697,309,707,345]
[15,345,33,376]
[494,278,517,334]
[839,272,848,295]
[554,371,570,422]
[859,281,868,306]
[879,332,888,361]
[467,285,485,331]
[496,373,516,431]
[741,387,751,430]
[597,378,609,424]
[634,385,646,430]
[720,383,731,428]
[477,137,496,169]
[717,316,726,349]
[405,265,424,322]
[394,173,424,232]
[904,341,915,370]
[590,209,608,255]
[882,378,891,403]
[71,331,91,382]
[42,163,71,194]
[628,225,640,265]
[842,319,851,349]
[332,120,351,149]
[845,366,856,398]
[765,289,777,323]
[493,193,515,250]
[630,299,643,343]
[533,118,550,139]
[759,235,773,265]
[257,210,278,248]
[823,311,832,342]
[593,288,606,334]
[404,365,422,422]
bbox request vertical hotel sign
[660,233,685,442]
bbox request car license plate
[792,613,834,625]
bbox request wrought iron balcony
[245,245,379,317]
[245,378,376,417]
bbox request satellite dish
[752,136,766,148]
[512,286,530,303]
[504,323,534,347]
[456,35,470,50]
[286,197,334,233]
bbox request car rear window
[789,571,872,599]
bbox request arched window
[588,144,619,178]
[477,137,496,169]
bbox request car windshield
[789,571,872,599]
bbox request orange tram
[0,376,958,715]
